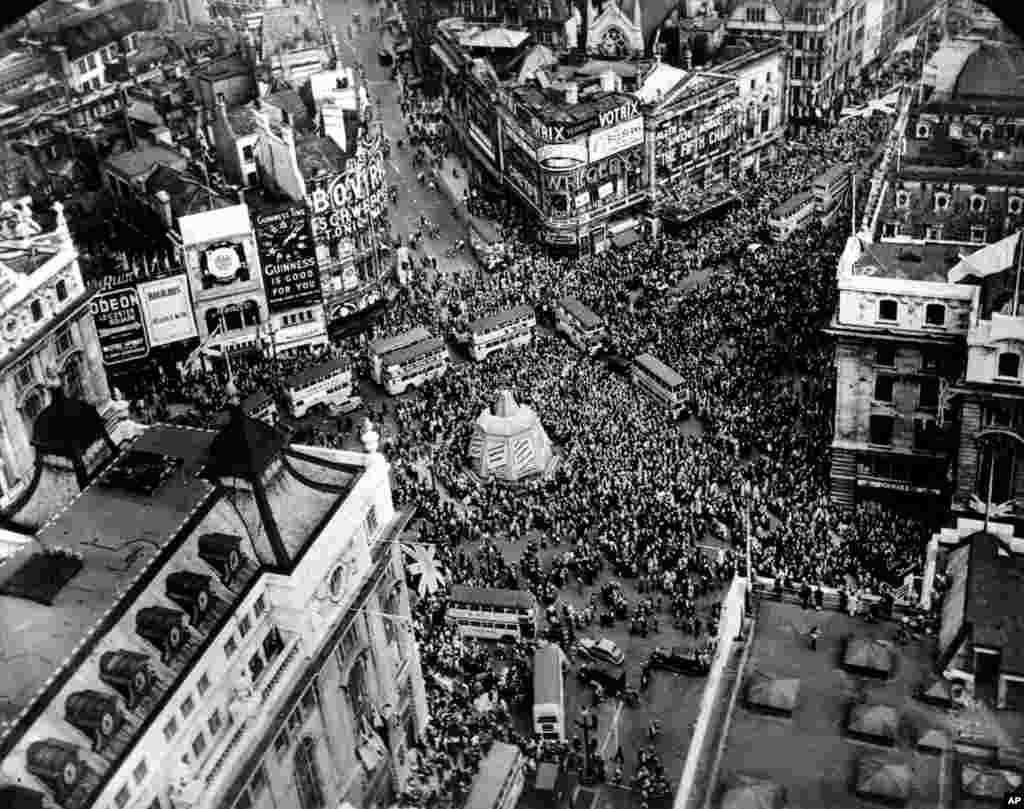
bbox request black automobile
[648,646,711,676]
[577,663,627,697]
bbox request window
[1010,197,1023,215]
[746,6,766,22]
[925,304,946,326]
[115,785,131,809]
[242,145,255,162]
[869,415,894,445]
[192,731,207,759]
[998,352,1021,378]
[918,378,940,410]
[895,190,909,209]
[225,635,238,658]
[133,760,148,784]
[180,695,195,718]
[971,225,987,244]
[197,672,211,696]
[934,193,950,211]
[30,300,43,321]
[56,279,68,301]
[970,195,986,213]
[916,122,930,139]
[61,356,83,399]
[254,594,267,617]
[876,346,896,367]
[881,222,898,238]
[301,683,318,713]
[877,299,898,321]
[874,374,895,403]
[263,626,285,662]
[926,225,944,241]
[87,54,97,71]
[239,614,252,637]
[980,125,993,142]
[294,737,326,809]
[163,717,179,741]
[248,651,266,681]
[243,300,260,327]
[55,325,74,354]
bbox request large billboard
[254,205,322,313]
[588,117,644,163]
[92,287,149,365]
[137,275,198,347]
[306,150,388,244]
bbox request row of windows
[281,309,315,327]
[896,188,1006,215]
[26,280,71,324]
[868,414,949,452]
[873,374,940,410]
[875,299,947,326]
[874,345,944,372]
[205,301,261,334]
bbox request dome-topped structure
[468,390,554,482]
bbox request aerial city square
[0,0,1021,807]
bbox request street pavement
[322,0,480,280]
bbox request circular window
[329,562,350,598]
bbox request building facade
[0,199,114,512]
[0,414,427,809]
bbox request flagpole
[1012,228,1023,317]
[984,440,995,533]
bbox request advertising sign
[588,117,644,162]
[201,242,249,285]
[254,206,322,313]
[137,275,198,347]
[502,122,536,160]
[504,141,541,209]
[538,142,588,171]
[307,150,388,243]
[468,122,496,162]
[92,287,149,365]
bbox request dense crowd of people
[116,46,937,808]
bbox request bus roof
[369,326,431,356]
[283,357,350,389]
[533,645,563,705]
[558,297,603,329]
[448,585,537,610]
[769,191,815,218]
[465,742,521,809]
[814,163,852,186]
[468,304,535,335]
[381,336,446,367]
[635,353,684,387]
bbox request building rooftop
[0,425,216,731]
[103,142,188,180]
[178,202,251,245]
[851,240,966,283]
[508,84,638,130]
[959,533,1024,674]
[263,88,312,132]
[294,135,348,179]
[953,40,1024,103]
[29,0,168,61]
[228,105,262,136]
[196,52,252,81]
[144,164,237,219]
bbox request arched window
[293,736,325,809]
[61,355,84,399]
[978,441,1017,504]
[223,304,243,332]
[30,300,43,322]
[56,280,68,301]
[205,309,221,335]
[347,652,371,728]
[242,300,261,327]
[998,352,1021,378]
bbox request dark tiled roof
[954,42,1024,102]
[294,136,348,178]
[203,406,287,480]
[32,0,168,61]
[964,532,1024,674]
[144,164,235,218]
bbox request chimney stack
[564,82,579,104]
[155,190,173,228]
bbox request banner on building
[588,117,644,163]
[91,287,149,365]
[138,275,198,347]
[254,206,322,313]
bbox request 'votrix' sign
[598,101,639,129]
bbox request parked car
[576,637,625,666]
[648,646,711,676]
[577,663,627,697]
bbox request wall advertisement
[503,141,541,210]
[502,121,536,160]
[137,275,198,347]
[468,122,496,162]
[307,150,388,243]
[254,205,322,313]
[91,287,149,365]
[588,117,644,163]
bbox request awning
[430,43,458,75]
[611,228,640,249]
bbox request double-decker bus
[284,357,360,418]
[465,741,525,809]
[633,353,686,417]
[768,191,817,242]
[445,586,538,641]
[813,163,853,215]
[241,390,278,425]
[368,326,431,384]
[555,297,605,355]
[533,644,566,741]
[467,304,536,361]
[380,336,448,395]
